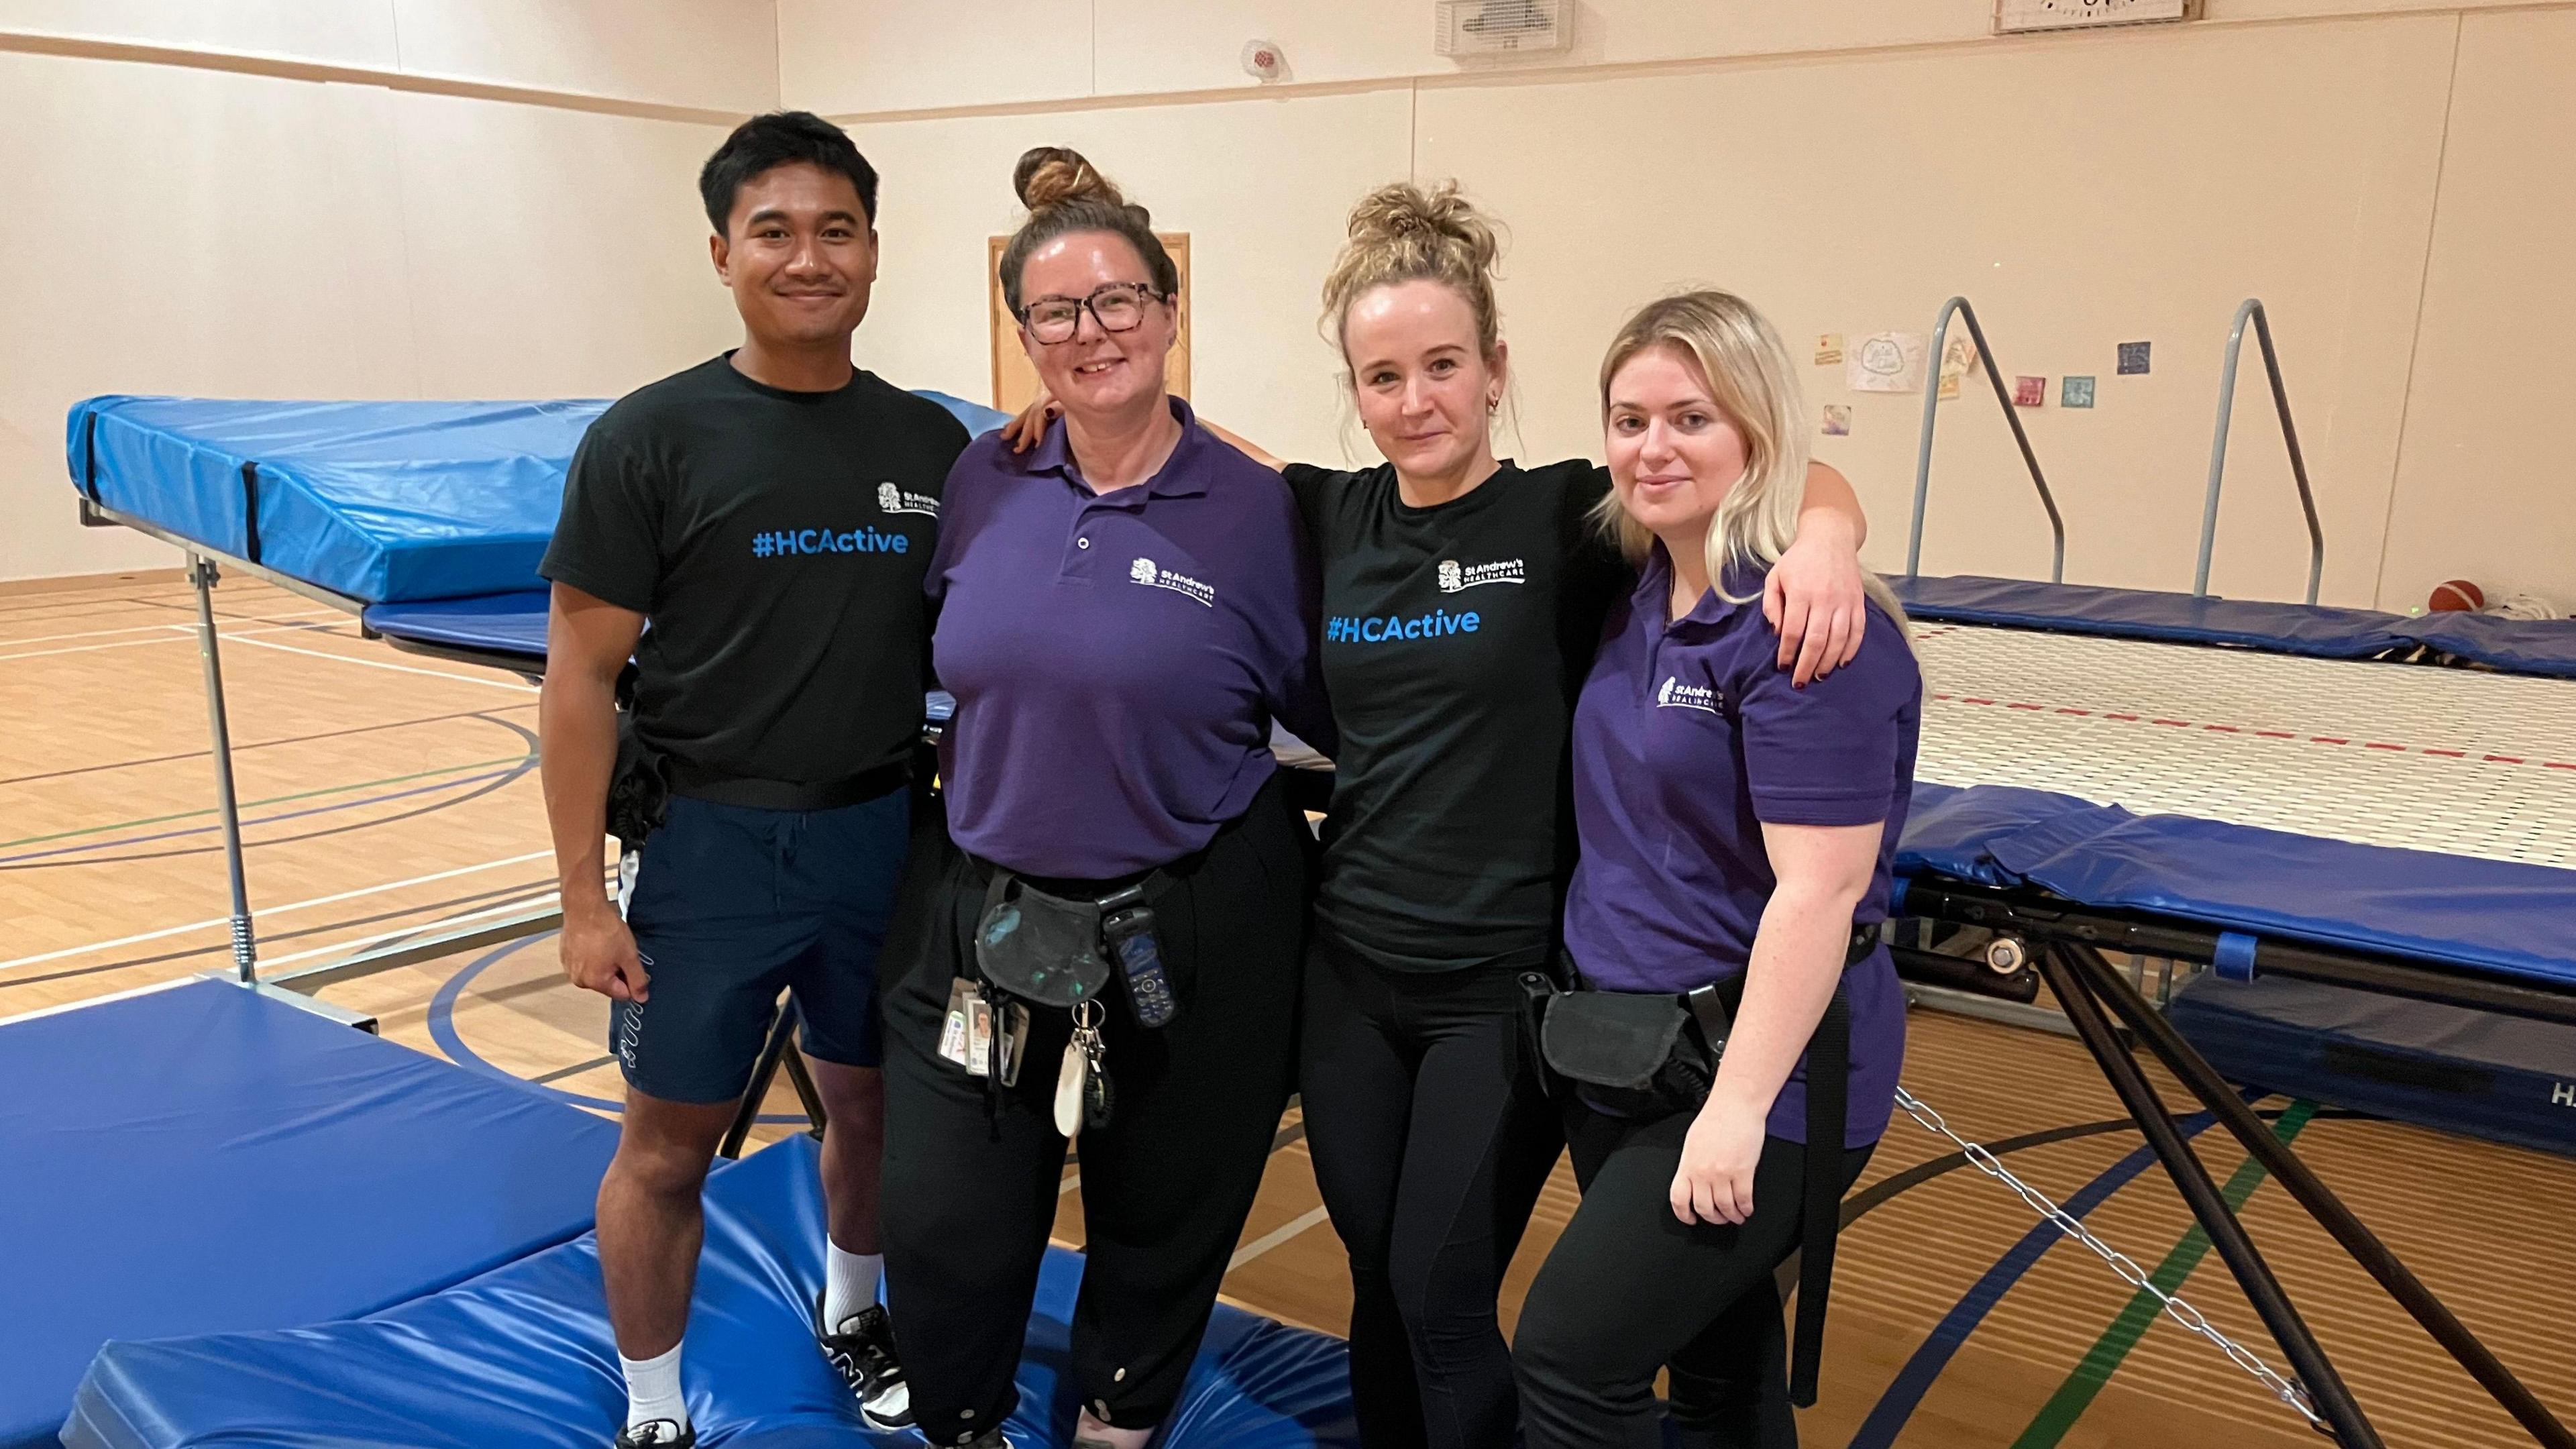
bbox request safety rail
[1907,297,2067,582]
[2198,298,2324,604]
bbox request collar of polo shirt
[1638,538,1766,629]
[1019,395,1212,503]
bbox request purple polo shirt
[1562,543,1921,1146]
[928,398,1332,879]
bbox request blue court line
[0,766,519,863]
[1844,1109,2226,1448]
[427,930,804,1124]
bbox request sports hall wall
[7,2,2570,614]
[0,0,776,584]
[800,0,2576,613]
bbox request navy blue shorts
[612,786,912,1104]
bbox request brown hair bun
[1014,146,1128,213]
[1322,180,1506,362]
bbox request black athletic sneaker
[816,1295,912,1430]
[612,1419,694,1449]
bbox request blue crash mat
[68,388,1012,607]
[2,980,619,1449]
[365,588,551,663]
[68,397,608,603]
[2390,610,2576,680]
[1892,574,2411,659]
[2167,971,2576,1157]
[66,1135,1356,1449]
[1895,784,2576,991]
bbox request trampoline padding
[2,980,617,1449]
[2167,971,2576,1157]
[64,1135,1358,1449]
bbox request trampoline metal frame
[1901,875,2576,1448]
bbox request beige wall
[790,0,2576,612]
[0,6,772,582]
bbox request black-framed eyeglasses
[1017,282,1168,344]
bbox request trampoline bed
[0,979,620,1449]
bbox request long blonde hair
[1592,290,1911,636]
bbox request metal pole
[2200,300,2326,604]
[1907,299,1963,579]
[1909,297,2068,582]
[2196,301,2255,598]
[2061,943,2576,1449]
[2036,946,2384,1448]
[189,555,258,983]
[2254,307,2327,606]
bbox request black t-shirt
[1287,459,1634,972]
[540,355,969,784]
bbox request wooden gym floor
[4,569,2570,1448]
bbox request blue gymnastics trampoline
[62,1136,1356,1449]
[0,979,620,1449]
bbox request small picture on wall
[2013,375,2048,408]
[2061,375,2096,409]
[2117,341,2151,376]
[1821,404,1851,437]
[1815,333,1845,366]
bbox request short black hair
[698,111,880,235]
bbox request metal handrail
[1907,297,2066,582]
[2197,299,2324,603]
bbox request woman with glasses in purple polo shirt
[1509,291,1919,1449]
[877,148,1332,1449]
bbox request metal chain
[1889,1087,2328,1432]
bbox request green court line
[0,754,531,850]
[2009,1098,2320,1449]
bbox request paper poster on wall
[2116,341,2151,376]
[1821,405,1851,437]
[1845,331,1927,393]
[1814,333,1844,366]
[1935,333,1980,401]
[2013,375,2048,407]
[2061,376,2096,409]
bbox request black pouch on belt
[972,871,1115,1012]
[605,709,671,851]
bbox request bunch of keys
[1053,999,1114,1138]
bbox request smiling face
[1340,279,1503,482]
[710,161,877,351]
[1604,341,1752,553]
[1016,231,1175,422]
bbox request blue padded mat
[1894,784,2576,991]
[366,588,551,662]
[1891,574,2410,658]
[2167,971,2576,1157]
[1,980,619,1449]
[2390,610,2576,680]
[66,1136,1357,1449]
[68,388,1011,608]
[68,397,608,603]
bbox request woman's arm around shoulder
[1766,461,1872,688]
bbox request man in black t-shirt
[537,113,967,1449]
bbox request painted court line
[1228,1205,1332,1271]
[0,606,339,650]
[0,850,554,972]
[0,618,340,664]
[225,634,541,692]
[248,890,561,971]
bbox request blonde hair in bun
[1321,181,1505,364]
[998,145,1179,315]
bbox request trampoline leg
[2036,945,2384,1448]
[2059,943,2576,1449]
[189,555,258,983]
[718,1002,828,1160]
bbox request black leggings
[880,775,1309,1440]
[1299,938,1564,1449]
[1511,1110,1874,1449]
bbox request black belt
[664,756,910,812]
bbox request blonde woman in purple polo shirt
[877,149,1334,1449]
[1510,292,1920,1449]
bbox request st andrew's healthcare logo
[877,482,939,518]
[1130,556,1216,607]
[1436,557,1525,592]
[1657,676,1721,714]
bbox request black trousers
[1299,938,1564,1449]
[1511,1110,1874,1449]
[880,775,1309,1442]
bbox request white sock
[824,1242,883,1333]
[620,1341,688,1435]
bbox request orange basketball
[2427,579,2485,612]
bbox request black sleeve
[1279,462,1346,545]
[1554,463,1633,692]
[539,423,661,614]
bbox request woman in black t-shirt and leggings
[1008,182,1872,1449]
